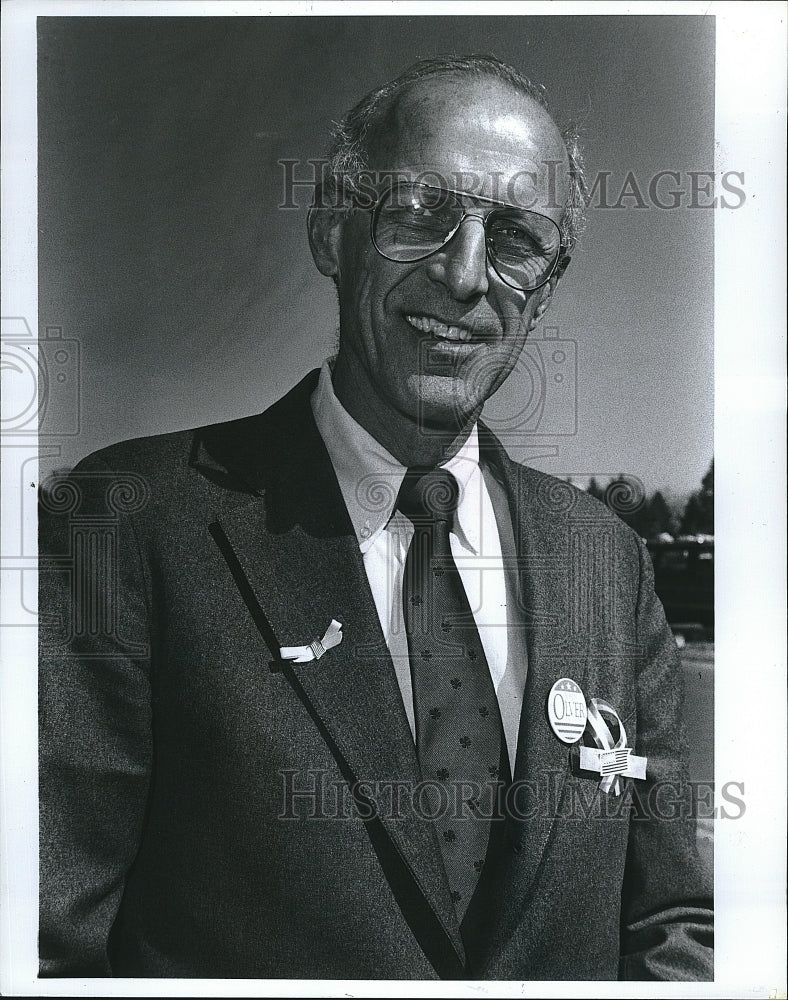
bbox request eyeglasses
[370,181,569,292]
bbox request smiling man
[39,55,713,981]
[310,69,568,467]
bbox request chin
[407,374,483,433]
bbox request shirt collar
[310,360,481,554]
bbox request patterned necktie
[398,467,509,919]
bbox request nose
[425,215,489,300]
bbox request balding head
[323,55,585,252]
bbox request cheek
[338,260,403,371]
[338,245,376,325]
[495,285,538,326]
[469,293,539,395]
[350,257,414,343]
[492,301,534,360]
[343,236,380,299]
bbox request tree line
[580,460,714,541]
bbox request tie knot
[397,468,460,524]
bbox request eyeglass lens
[372,184,561,290]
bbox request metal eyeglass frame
[369,181,571,292]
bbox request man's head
[308,55,585,463]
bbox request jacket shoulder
[43,370,322,506]
[519,464,629,522]
[70,426,201,476]
[490,445,636,532]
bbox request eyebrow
[393,180,556,220]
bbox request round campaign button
[547,678,588,744]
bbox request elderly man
[39,55,713,980]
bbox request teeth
[405,314,471,341]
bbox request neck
[331,357,478,468]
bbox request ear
[307,206,345,278]
[526,273,560,333]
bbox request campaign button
[547,678,588,744]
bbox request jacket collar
[193,369,350,533]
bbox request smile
[405,314,475,342]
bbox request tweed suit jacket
[39,369,713,980]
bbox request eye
[409,201,433,218]
[487,213,555,260]
[495,223,530,241]
[382,200,455,235]
[489,226,541,256]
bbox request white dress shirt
[311,361,526,773]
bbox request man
[39,55,713,980]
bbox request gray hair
[323,54,587,253]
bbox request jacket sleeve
[618,534,714,980]
[38,455,153,976]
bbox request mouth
[405,314,482,343]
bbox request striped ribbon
[579,698,647,795]
[280,619,343,663]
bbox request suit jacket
[39,369,713,980]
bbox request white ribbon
[579,698,647,795]
[279,619,343,663]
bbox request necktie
[398,467,509,919]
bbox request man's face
[315,75,569,453]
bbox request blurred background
[35,15,714,854]
[37,15,714,494]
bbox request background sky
[37,14,715,498]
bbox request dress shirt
[311,360,527,772]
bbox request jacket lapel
[475,435,591,966]
[196,373,465,971]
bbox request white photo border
[1,2,785,996]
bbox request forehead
[366,74,569,213]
